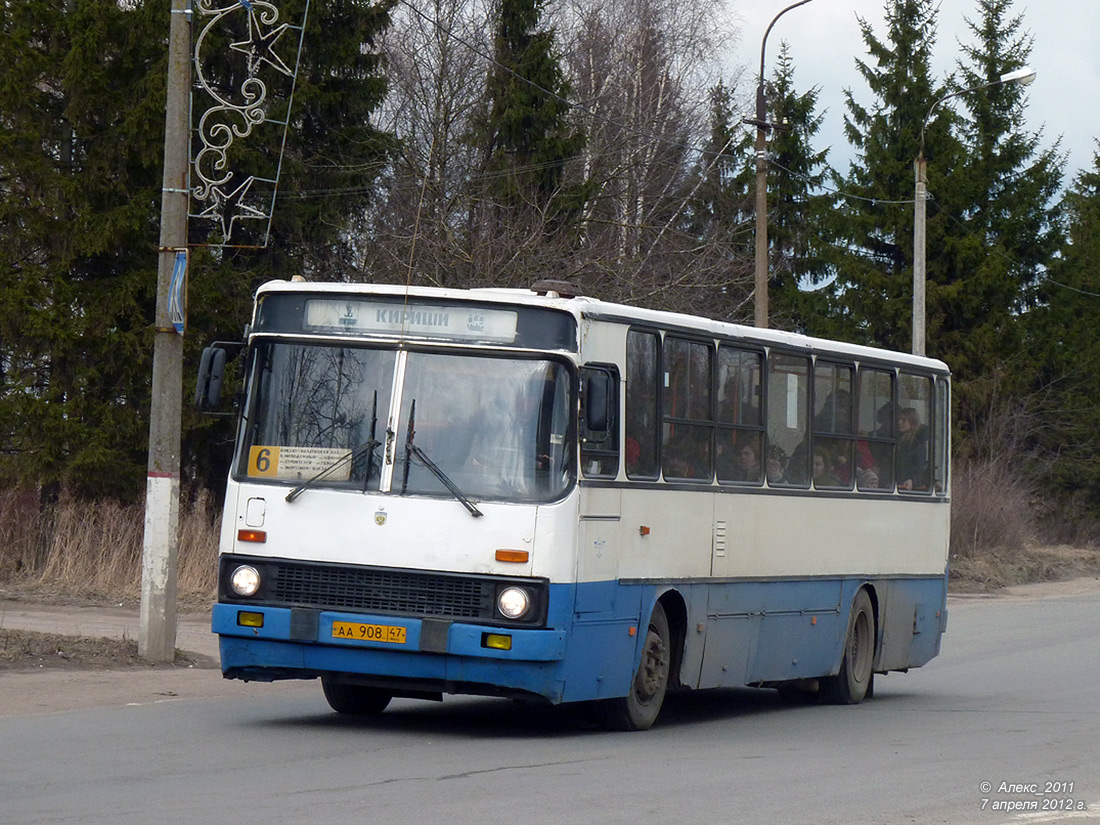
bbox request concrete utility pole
[140,0,191,661]
[912,157,928,356]
[753,111,769,329]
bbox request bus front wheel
[821,588,875,705]
[602,602,671,731]
[321,677,393,715]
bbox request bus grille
[270,561,494,620]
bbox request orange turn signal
[495,549,529,563]
[237,529,267,543]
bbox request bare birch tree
[551,0,747,312]
[369,0,494,286]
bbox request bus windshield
[240,342,575,503]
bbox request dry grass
[950,544,1100,592]
[947,455,1100,589]
[0,488,218,608]
[949,456,1037,559]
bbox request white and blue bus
[200,279,950,730]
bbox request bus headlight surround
[497,586,530,620]
[230,565,262,597]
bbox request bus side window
[857,368,894,491]
[716,345,764,485]
[933,378,949,494]
[897,373,932,493]
[662,336,712,481]
[626,329,660,479]
[767,353,810,487]
[812,361,856,489]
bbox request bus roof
[254,280,950,374]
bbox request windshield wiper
[402,400,483,518]
[285,438,380,503]
[362,390,380,493]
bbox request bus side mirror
[195,346,228,411]
[583,368,615,434]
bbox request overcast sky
[730,0,1100,185]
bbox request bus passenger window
[857,368,894,491]
[933,378,949,494]
[767,354,810,487]
[626,330,660,479]
[716,346,764,485]
[897,373,932,492]
[662,336,713,481]
[813,362,856,490]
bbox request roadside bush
[949,456,1037,559]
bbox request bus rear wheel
[321,677,393,715]
[601,602,671,731]
[821,588,875,705]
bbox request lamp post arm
[757,0,816,120]
[918,67,1036,159]
[919,86,981,158]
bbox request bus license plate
[331,621,407,644]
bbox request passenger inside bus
[765,445,787,484]
[812,448,841,487]
[896,407,930,490]
[732,440,762,482]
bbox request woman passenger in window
[732,440,762,482]
[895,407,930,490]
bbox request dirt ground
[2,551,1099,718]
[948,543,1100,592]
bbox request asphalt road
[2,583,1099,825]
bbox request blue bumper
[212,603,571,703]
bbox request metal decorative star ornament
[189,0,311,247]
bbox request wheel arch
[862,581,880,630]
[860,582,882,665]
[655,588,688,690]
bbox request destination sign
[304,299,519,343]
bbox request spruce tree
[0,0,167,500]
[760,45,834,332]
[474,0,580,231]
[824,0,951,352]
[1026,149,1100,515]
[944,0,1064,388]
[687,52,832,330]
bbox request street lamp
[748,0,816,329]
[912,66,1036,356]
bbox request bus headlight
[497,586,530,620]
[230,565,262,597]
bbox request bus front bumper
[211,603,569,703]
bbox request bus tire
[821,588,875,705]
[321,677,393,715]
[601,602,671,731]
